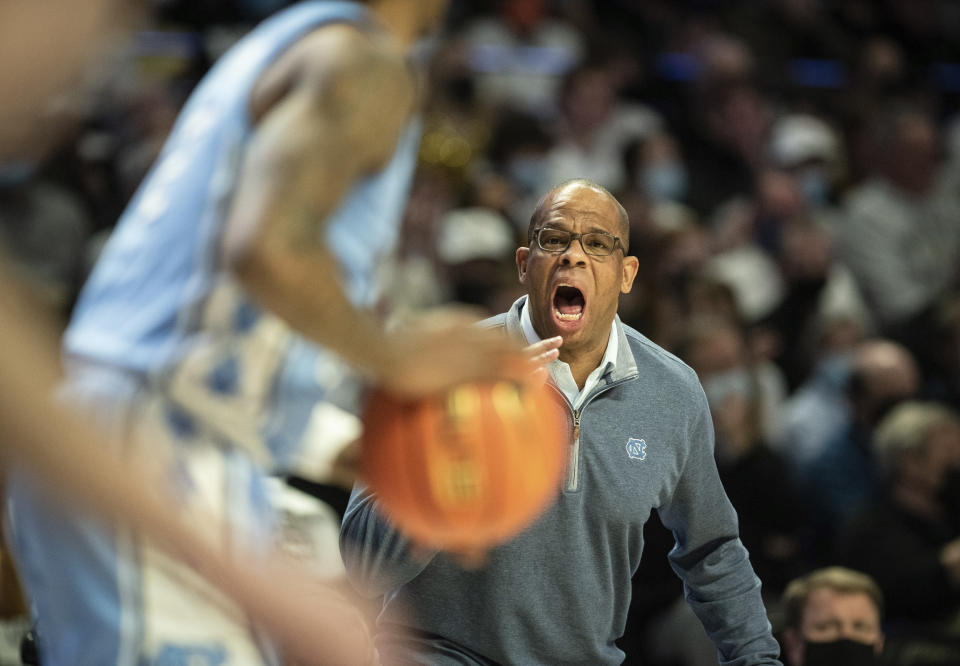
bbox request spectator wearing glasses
[341,179,782,665]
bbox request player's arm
[222,26,413,376]
[0,272,376,665]
[223,26,547,397]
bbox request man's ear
[620,254,640,294]
[516,246,530,284]
[782,627,804,666]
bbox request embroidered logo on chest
[626,437,647,461]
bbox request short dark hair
[526,179,630,252]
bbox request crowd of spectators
[4,0,960,664]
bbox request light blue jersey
[8,3,421,665]
[66,0,416,374]
[62,0,420,469]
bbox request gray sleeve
[657,381,783,666]
[339,482,438,598]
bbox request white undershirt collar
[519,297,618,409]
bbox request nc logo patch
[626,438,647,461]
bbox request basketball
[360,379,568,551]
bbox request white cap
[436,207,517,264]
[769,114,839,167]
[705,245,785,323]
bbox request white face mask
[702,368,753,410]
[639,162,687,202]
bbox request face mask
[798,168,829,208]
[507,156,546,193]
[816,352,853,389]
[641,162,687,202]
[702,368,752,411]
[0,161,36,189]
[803,638,879,666]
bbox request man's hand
[378,312,561,399]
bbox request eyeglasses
[534,227,624,256]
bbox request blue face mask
[0,161,37,189]
[507,156,546,193]
[641,162,687,202]
[816,351,853,389]
[798,167,829,208]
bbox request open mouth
[553,285,585,322]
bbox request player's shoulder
[250,20,413,125]
[291,22,411,93]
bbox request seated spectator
[460,0,584,117]
[774,311,868,477]
[435,207,521,314]
[474,109,555,230]
[836,402,960,630]
[625,131,689,205]
[767,114,845,216]
[836,106,960,374]
[543,61,662,192]
[678,314,805,596]
[781,566,885,666]
[802,339,919,561]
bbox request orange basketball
[360,380,568,551]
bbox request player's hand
[524,337,562,386]
[378,311,561,398]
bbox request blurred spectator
[618,217,711,352]
[768,114,845,216]
[803,339,920,560]
[781,566,885,666]
[703,241,786,329]
[417,38,497,186]
[475,109,554,230]
[542,61,662,192]
[727,0,851,97]
[836,106,960,373]
[677,315,805,596]
[435,206,520,314]
[459,0,584,117]
[667,33,771,217]
[761,215,871,390]
[774,311,869,476]
[624,132,689,205]
[837,402,960,628]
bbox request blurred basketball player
[1,1,559,664]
